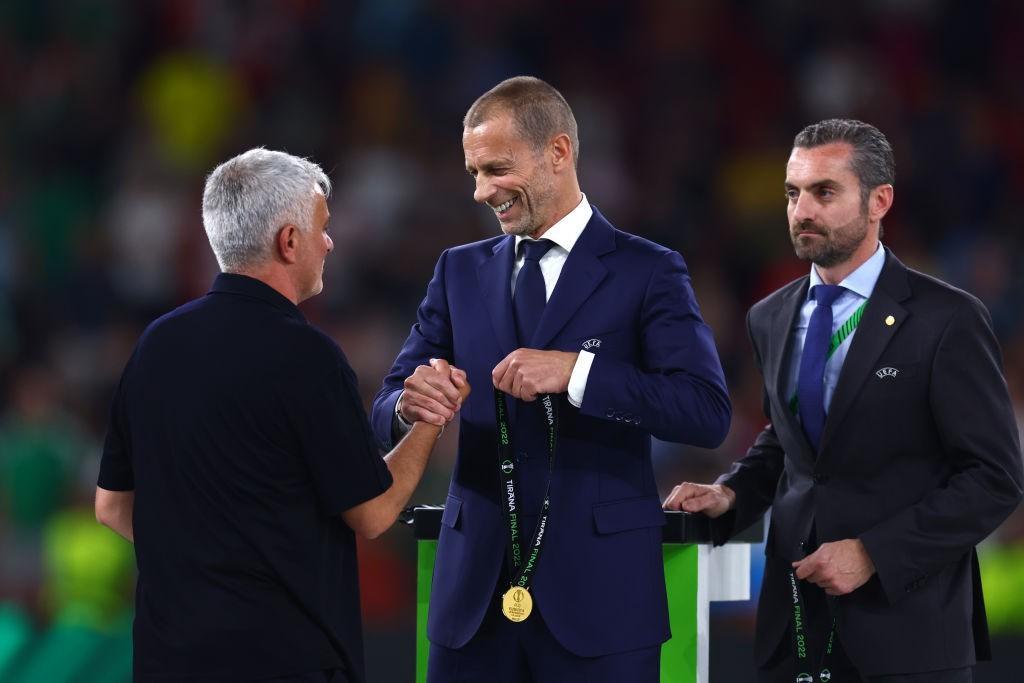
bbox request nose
[791,191,815,224]
[325,234,334,253]
[473,174,494,205]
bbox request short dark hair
[793,119,895,204]
[464,76,580,167]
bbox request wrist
[395,392,413,427]
[720,485,737,510]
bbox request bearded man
[664,119,1022,682]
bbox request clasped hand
[399,349,578,426]
[399,358,469,426]
[491,348,578,402]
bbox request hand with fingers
[662,482,736,518]
[399,358,470,426]
[491,348,578,402]
[792,539,876,596]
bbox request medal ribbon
[788,569,837,683]
[789,300,869,415]
[494,388,557,592]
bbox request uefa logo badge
[502,459,514,474]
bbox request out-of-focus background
[0,1,1022,681]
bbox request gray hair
[793,119,895,205]
[202,148,331,272]
[464,76,580,168]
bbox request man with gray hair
[95,148,468,683]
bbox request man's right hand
[398,358,468,426]
[662,482,736,518]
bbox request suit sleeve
[711,308,785,544]
[371,249,455,451]
[859,297,1024,605]
[577,250,731,447]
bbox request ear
[869,184,894,224]
[276,224,300,264]
[549,133,573,174]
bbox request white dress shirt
[512,193,594,407]
[785,242,886,413]
[396,193,595,430]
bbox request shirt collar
[514,193,592,255]
[209,273,307,322]
[808,241,886,300]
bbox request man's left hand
[793,539,876,596]
[492,349,578,401]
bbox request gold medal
[501,586,533,622]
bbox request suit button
[605,409,615,418]
[812,474,829,484]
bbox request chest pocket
[566,327,634,360]
[865,361,923,400]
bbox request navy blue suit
[372,208,730,661]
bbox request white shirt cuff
[567,351,594,407]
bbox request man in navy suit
[371,76,731,682]
[665,119,1023,681]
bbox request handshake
[396,349,581,426]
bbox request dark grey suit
[714,249,1023,676]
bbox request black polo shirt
[98,273,392,682]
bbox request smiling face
[463,114,560,237]
[785,142,874,269]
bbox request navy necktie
[796,284,845,452]
[513,239,555,346]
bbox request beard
[500,206,535,237]
[789,213,869,268]
[498,175,558,238]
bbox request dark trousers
[261,668,349,683]
[758,632,971,682]
[756,582,971,683]
[426,587,660,683]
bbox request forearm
[343,421,441,538]
[95,487,135,543]
[711,425,784,544]
[372,249,455,449]
[580,355,731,446]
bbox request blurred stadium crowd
[0,1,1022,680]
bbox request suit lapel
[531,209,613,349]
[766,278,815,461]
[819,250,911,453]
[477,235,518,359]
